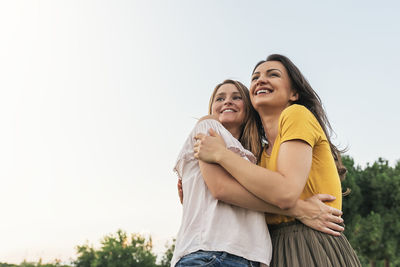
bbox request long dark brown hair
[208,80,263,160]
[253,54,347,181]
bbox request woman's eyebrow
[267,68,282,74]
[215,92,226,97]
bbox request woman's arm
[200,160,291,214]
[200,161,344,236]
[177,179,183,204]
[194,128,312,210]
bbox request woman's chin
[220,118,242,128]
[251,100,269,111]
[252,99,280,112]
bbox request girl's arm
[194,129,314,210]
[200,161,344,236]
[177,179,183,204]
[200,160,290,213]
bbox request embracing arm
[200,160,344,235]
[195,129,312,210]
[200,160,293,214]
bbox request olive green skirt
[268,220,361,267]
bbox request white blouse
[171,119,272,267]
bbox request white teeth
[256,89,269,95]
[257,90,268,95]
[222,109,234,113]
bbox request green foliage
[341,156,363,241]
[75,242,96,267]
[0,259,71,267]
[74,229,163,267]
[353,211,384,260]
[1,231,174,267]
[342,156,400,266]
[159,238,175,267]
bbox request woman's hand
[177,179,183,204]
[194,128,227,163]
[291,194,344,236]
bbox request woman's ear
[290,91,299,102]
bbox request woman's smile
[211,83,245,129]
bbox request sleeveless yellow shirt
[259,104,342,225]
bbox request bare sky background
[0,0,399,264]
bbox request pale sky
[0,0,399,264]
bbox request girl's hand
[177,179,183,204]
[292,194,344,236]
[194,128,226,163]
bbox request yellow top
[259,104,342,225]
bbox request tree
[341,155,363,242]
[1,230,174,267]
[75,242,96,267]
[74,229,158,267]
[342,157,400,266]
[159,238,175,267]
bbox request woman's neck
[225,125,241,140]
[258,106,287,150]
[261,115,279,151]
[227,128,241,140]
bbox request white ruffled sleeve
[173,119,256,179]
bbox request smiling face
[250,61,298,112]
[211,83,246,132]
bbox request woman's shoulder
[282,104,312,116]
[198,114,219,123]
[194,116,257,163]
[194,116,225,133]
[280,104,317,123]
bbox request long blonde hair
[208,80,263,160]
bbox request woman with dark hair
[172,79,344,267]
[194,55,361,266]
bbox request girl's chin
[251,100,280,112]
[219,118,243,127]
[251,98,270,107]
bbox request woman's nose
[223,98,233,105]
[256,74,267,86]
